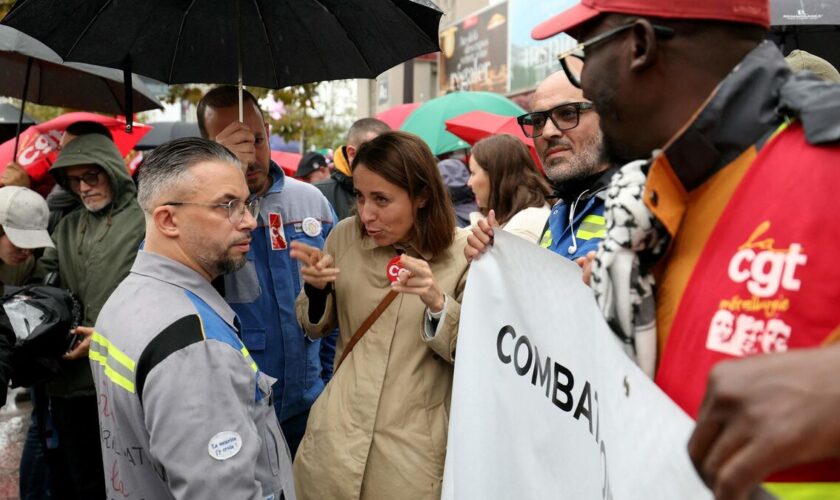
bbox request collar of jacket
[333,146,352,177]
[656,41,791,193]
[130,250,238,329]
[332,169,354,192]
[359,229,434,261]
[262,161,286,197]
[778,71,840,144]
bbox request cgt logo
[726,221,807,298]
[386,255,408,283]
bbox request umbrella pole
[236,0,244,123]
[124,56,134,133]
[13,57,34,160]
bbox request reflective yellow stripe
[576,214,606,240]
[91,332,136,372]
[89,350,135,393]
[240,346,258,373]
[582,215,605,225]
[765,482,840,500]
[539,229,552,249]
[576,228,606,240]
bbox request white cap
[0,186,54,249]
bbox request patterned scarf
[590,159,670,378]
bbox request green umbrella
[400,91,526,156]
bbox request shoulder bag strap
[335,290,398,372]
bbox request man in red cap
[534,1,840,499]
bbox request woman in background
[468,133,552,242]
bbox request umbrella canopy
[444,111,543,172]
[401,91,525,156]
[0,112,151,183]
[1,0,442,89]
[375,102,421,130]
[0,25,163,117]
[135,122,201,151]
[271,150,302,178]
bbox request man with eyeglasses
[198,86,337,457]
[535,0,840,498]
[466,68,615,263]
[32,132,146,498]
[91,138,295,499]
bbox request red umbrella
[271,150,302,178]
[0,112,151,183]
[375,102,421,130]
[444,111,543,172]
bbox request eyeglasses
[557,21,675,89]
[163,198,260,225]
[517,102,595,138]
[66,170,103,189]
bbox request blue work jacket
[223,162,338,422]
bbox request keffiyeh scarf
[590,159,670,378]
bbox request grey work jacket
[91,250,295,500]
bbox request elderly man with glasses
[466,67,616,262]
[91,138,295,500]
[32,132,146,498]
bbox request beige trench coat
[294,218,469,500]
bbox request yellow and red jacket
[647,42,840,497]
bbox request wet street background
[0,388,30,500]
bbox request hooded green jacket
[36,134,145,397]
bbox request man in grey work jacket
[198,86,337,457]
[91,138,295,499]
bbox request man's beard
[215,252,248,275]
[543,127,605,185]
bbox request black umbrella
[1,0,442,120]
[134,122,201,151]
[0,103,36,145]
[0,24,163,156]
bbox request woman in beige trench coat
[290,132,470,500]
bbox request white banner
[442,231,711,500]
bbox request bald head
[531,62,585,110]
[529,69,606,185]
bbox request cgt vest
[655,122,840,488]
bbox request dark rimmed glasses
[517,102,595,138]
[557,21,675,89]
[66,170,104,189]
[163,198,260,225]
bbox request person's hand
[465,209,499,262]
[1,162,31,188]
[213,122,256,167]
[63,325,94,361]
[290,240,339,290]
[390,255,445,312]
[575,251,596,286]
[688,344,840,500]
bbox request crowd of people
[0,0,839,499]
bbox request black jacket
[315,170,355,221]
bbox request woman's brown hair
[352,131,456,258]
[470,134,551,225]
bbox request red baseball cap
[532,0,769,40]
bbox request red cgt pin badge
[386,255,410,283]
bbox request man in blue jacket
[198,86,337,456]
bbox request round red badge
[387,255,407,283]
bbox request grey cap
[0,186,54,249]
